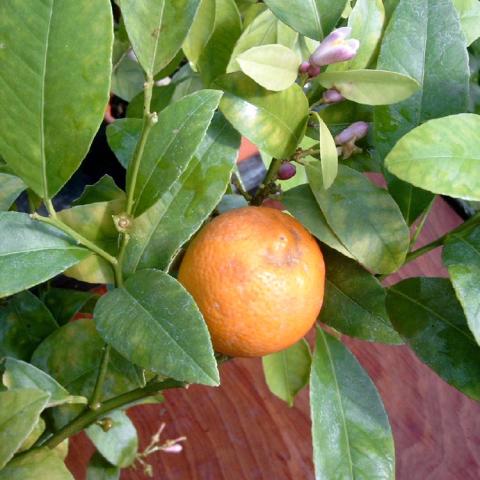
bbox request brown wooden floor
[66,197,480,479]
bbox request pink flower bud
[278,162,296,180]
[322,89,344,104]
[299,61,310,74]
[335,121,369,145]
[162,444,183,454]
[307,64,321,78]
[310,27,360,67]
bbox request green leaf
[262,339,311,406]
[236,44,299,91]
[319,248,402,344]
[314,113,338,189]
[95,269,219,386]
[0,389,50,469]
[124,113,240,274]
[328,0,385,72]
[317,69,420,106]
[307,164,409,274]
[215,72,308,158]
[2,358,87,407]
[18,418,46,453]
[263,0,348,39]
[282,184,354,259]
[0,173,26,211]
[183,0,216,66]
[0,0,113,198]
[58,200,125,285]
[0,290,58,360]
[0,212,90,298]
[197,0,242,85]
[385,114,480,201]
[126,84,176,119]
[374,0,469,221]
[310,329,394,480]
[443,225,480,345]
[120,0,201,76]
[453,0,480,45]
[106,119,142,169]
[87,452,120,480]
[0,448,73,480]
[386,277,480,401]
[111,53,145,102]
[227,10,298,72]
[128,90,222,216]
[86,411,138,468]
[72,176,126,207]
[32,319,144,428]
[42,288,97,326]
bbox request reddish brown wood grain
[66,197,480,480]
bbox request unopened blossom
[322,88,345,104]
[310,27,360,67]
[335,121,369,145]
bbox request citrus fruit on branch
[178,207,325,357]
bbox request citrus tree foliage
[1,0,480,477]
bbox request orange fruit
[178,206,325,357]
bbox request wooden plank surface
[66,197,480,479]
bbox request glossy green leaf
[262,339,311,406]
[87,452,120,480]
[237,44,300,91]
[95,269,219,386]
[126,85,176,119]
[124,113,240,274]
[0,448,73,480]
[42,288,97,326]
[319,248,402,344]
[0,0,113,198]
[2,358,87,407]
[310,329,394,480]
[197,0,242,85]
[385,114,480,201]
[215,72,308,158]
[307,164,409,274]
[0,173,26,211]
[0,212,90,298]
[315,114,338,189]
[17,418,46,453]
[120,0,201,76]
[227,10,297,72]
[59,200,125,285]
[328,0,385,72]
[171,64,205,102]
[0,389,50,469]
[32,319,144,428]
[453,0,480,45]
[129,90,222,216]
[317,70,420,106]
[374,0,469,222]
[264,0,348,39]
[0,290,58,361]
[183,0,216,66]
[86,411,138,468]
[443,225,480,345]
[72,176,125,207]
[282,184,353,259]
[386,277,480,401]
[106,119,143,169]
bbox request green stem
[42,379,185,449]
[231,173,252,201]
[251,157,283,205]
[409,196,436,250]
[125,74,155,216]
[89,345,111,410]
[31,213,118,267]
